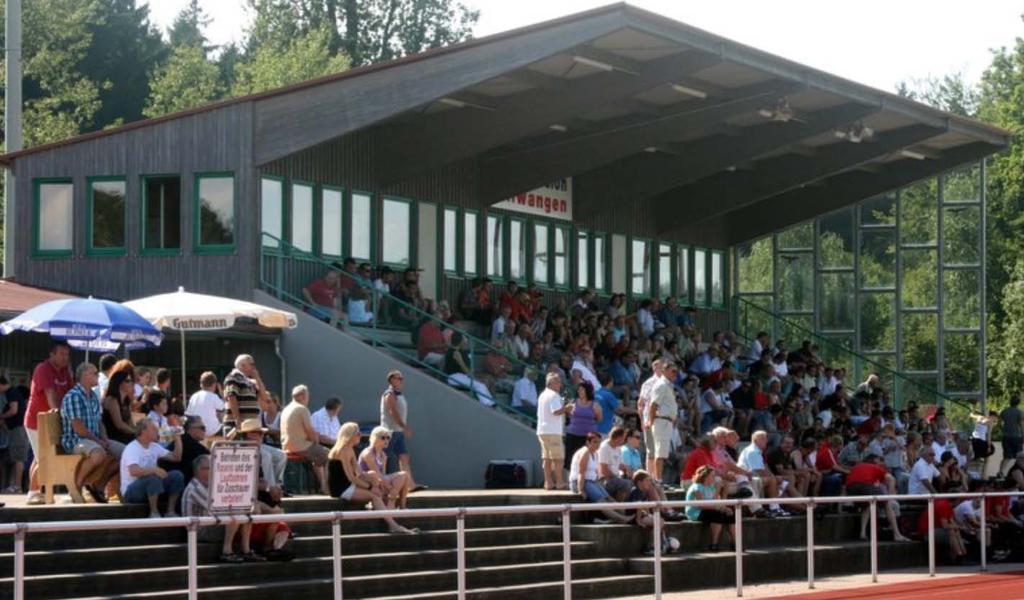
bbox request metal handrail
[258,233,538,425]
[5,490,1020,600]
[732,294,968,412]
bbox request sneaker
[148,511,162,519]
[25,491,44,505]
[164,510,180,518]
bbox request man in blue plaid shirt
[60,362,124,503]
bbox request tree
[232,25,350,96]
[168,0,212,51]
[143,45,221,118]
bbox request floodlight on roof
[835,122,874,143]
[549,124,568,133]
[438,97,495,111]
[671,83,707,99]
[758,99,802,123]
[900,149,927,160]
[572,55,615,72]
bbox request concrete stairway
[0,491,931,600]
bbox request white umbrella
[123,287,297,398]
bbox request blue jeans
[124,471,185,503]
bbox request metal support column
[332,514,343,600]
[457,509,467,600]
[869,500,878,583]
[928,498,936,576]
[806,503,815,589]
[653,506,663,600]
[734,503,744,597]
[562,506,572,600]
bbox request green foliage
[231,25,350,96]
[143,45,221,118]
[168,0,212,51]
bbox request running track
[762,571,1024,600]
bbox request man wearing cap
[235,418,285,504]
[846,452,911,542]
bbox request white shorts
[26,427,39,460]
[341,484,356,501]
[652,419,674,459]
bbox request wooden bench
[37,409,85,504]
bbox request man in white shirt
[185,371,225,438]
[646,362,679,486]
[908,447,940,495]
[120,418,184,519]
[931,430,964,467]
[738,430,785,516]
[310,397,342,446]
[571,347,602,391]
[536,372,573,490]
[491,305,511,343]
[638,359,664,474]
[512,369,538,412]
[746,332,768,365]
[596,427,632,501]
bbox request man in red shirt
[916,494,967,560]
[846,453,910,542]
[681,436,715,486]
[302,269,345,327]
[25,341,73,504]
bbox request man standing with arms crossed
[637,359,664,476]
[646,362,679,488]
[537,372,574,490]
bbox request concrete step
[0,538,597,578]
[628,540,930,588]
[56,573,654,600]
[20,557,631,599]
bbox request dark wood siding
[11,103,257,301]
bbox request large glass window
[658,243,672,299]
[818,208,854,268]
[321,187,343,257]
[577,230,589,289]
[554,227,569,288]
[901,312,938,371]
[819,272,855,330]
[711,251,724,306]
[196,173,234,251]
[510,219,525,281]
[486,215,504,279]
[350,192,372,261]
[694,248,707,305]
[859,230,896,289]
[88,178,125,255]
[143,176,181,253]
[291,182,314,253]
[594,234,606,291]
[443,208,457,272]
[736,238,771,293]
[900,182,937,245]
[464,211,478,275]
[630,239,650,297]
[261,177,283,248]
[943,270,981,329]
[861,194,896,226]
[677,246,690,301]
[777,253,812,311]
[943,205,980,265]
[533,223,549,285]
[382,197,411,266]
[859,292,896,352]
[35,180,73,255]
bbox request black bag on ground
[485,460,528,488]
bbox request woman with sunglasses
[328,422,417,534]
[359,426,413,509]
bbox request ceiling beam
[704,142,996,245]
[472,81,802,206]
[373,49,721,186]
[662,123,946,235]
[574,102,878,219]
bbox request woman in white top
[359,426,413,509]
[327,422,417,534]
[569,433,632,524]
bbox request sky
[147,0,1024,93]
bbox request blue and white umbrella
[0,297,164,351]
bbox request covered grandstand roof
[1,2,1009,243]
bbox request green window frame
[463,209,479,276]
[320,185,345,258]
[508,217,527,283]
[141,174,182,256]
[629,237,652,298]
[553,225,570,290]
[711,249,727,308]
[576,229,589,290]
[350,190,374,262]
[290,181,315,254]
[32,178,74,258]
[593,231,607,293]
[694,247,708,306]
[677,244,691,305]
[532,221,550,287]
[194,172,236,255]
[260,175,285,248]
[442,206,459,274]
[86,176,126,257]
[381,195,414,267]
[486,213,505,281]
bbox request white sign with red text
[491,179,572,221]
[209,442,260,515]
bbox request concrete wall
[255,290,540,489]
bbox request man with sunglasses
[908,446,940,495]
[178,415,210,485]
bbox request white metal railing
[2,491,1021,600]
